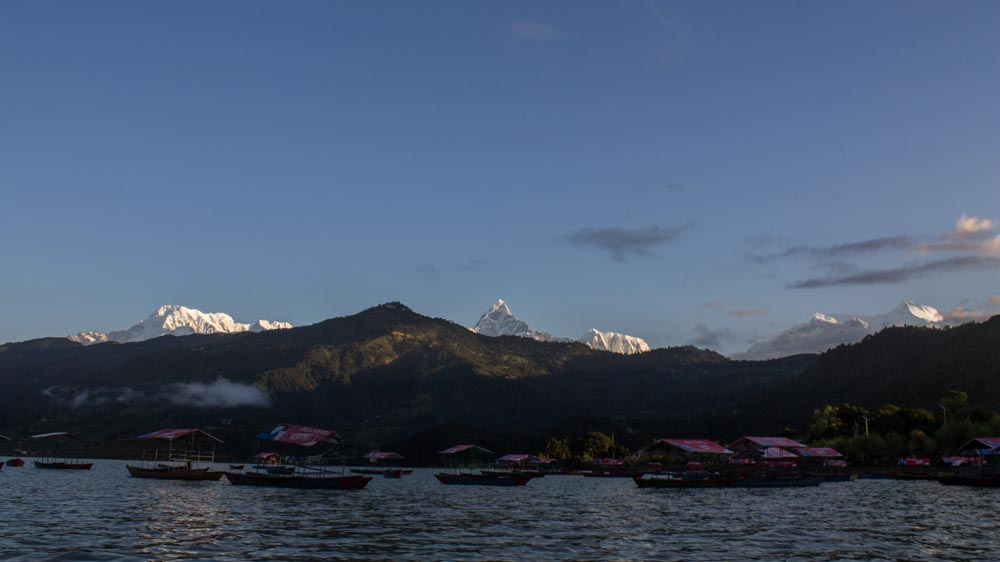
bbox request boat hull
[5,459,25,467]
[634,475,729,488]
[730,477,823,488]
[435,473,532,486]
[936,475,1000,487]
[224,471,372,490]
[34,461,93,470]
[126,465,224,481]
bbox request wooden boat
[34,461,93,470]
[582,470,635,478]
[434,472,533,486]
[730,476,823,488]
[633,474,729,488]
[480,469,546,478]
[225,471,372,490]
[126,464,224,481]
[229,464,245,470]
[5,458,25,467]
[936,474,1000,487]
[265,466,296,475]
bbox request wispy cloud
[754,236,914,263]
[943,307,991,322]
[506,19,560,40]
[788,256,1000,289]
[169,378,271,408]
[687,324,735,350]
[565,224,690,261]
[729,308,767,318]
[991,295,1000,306]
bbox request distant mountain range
[2,301,998,460]
[68,305,291,345]
[470,299,650,354]
[735,301,946,360]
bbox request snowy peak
[471,299,534,338]
[578,329,650,355]
[69,305,292,345]
[869,301,943,328]
[470,299,647,353]
[735,301,941,360]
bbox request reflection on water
[1,460,997,560]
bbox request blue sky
[2,1,998,352]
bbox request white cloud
[169,378,271,408]
[953,214,995,238]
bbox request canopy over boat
[639,438,734,455]
[794,447,843,458]
[960,437,1000,454]
[254,452,281,460]
[439,444,493,455]
[256,424,340,447]
[497,454,533,463]
[31,432,75,439]
[364,451,404,461]
[137,429,223,443]
[760,446,798,459]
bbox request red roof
[795,447,842,458]
[641,438,734,455]
[439,444,493,455]
[735,436,806,448]
[961,437,1000,452]
[760,446,798,459]
[137,429,223,443]
[30,432,74,439]
[497,454,533,463]
[256,424,339,447]
[595,458,626,465]
[364,451,404,461]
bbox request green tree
[542,437,571,461]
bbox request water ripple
[1,462,997,560]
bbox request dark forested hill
[1,303,997,459]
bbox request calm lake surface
[1,460,997,561]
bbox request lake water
[0,460,996,561]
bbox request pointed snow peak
[897,301,944,323]
[491,299,512,315]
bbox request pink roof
[137,429,222,443]
[497,454,532,462]
[961,437,1000,452]
[253,452,280,459]
[31,432,74,439]
[795,447,842,458]
[761,446,798,459]
[595,458,626,465]
[439,444,493,455]
[642,438,734,455]
[531,457,557,464]
[738,436,807,448]
[364,451,404,461]
[256,424,339,447]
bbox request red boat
[5,458,25,467]
[225,471,372,489]
[434,472,533,486]
[127,428,224,481]
[34,461,93,470]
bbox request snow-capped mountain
[470,299,560,341]
[734,301,942,360]
[69,305,292,345]
[470,299,649,353]
[578,329,651,355]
